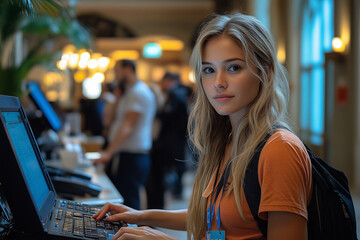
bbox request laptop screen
[1,111,50,211]
[27,82,62,132]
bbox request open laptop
[0,95,126,239]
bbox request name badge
[206,230,225,240]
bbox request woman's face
[201,35,260,123]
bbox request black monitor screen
[1,111,50,211]
[27,82,62,131]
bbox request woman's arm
[93,203,187,231]
[137,209,187,230]
[267,211,307,240]
[112,226,179,240]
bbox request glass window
[300,0,334,145]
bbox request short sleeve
[125,86,146,113]
[257,130,312,221]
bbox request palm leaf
[19,44,57,80]
[0,0,92,97]
[11,0,64,16]
[0,2,24,43]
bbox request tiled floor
[160,170,360,240]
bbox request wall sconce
[332,37,345,52]
[158,40,184,51]
[111,50,139,60]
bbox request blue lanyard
[207,163,231,231]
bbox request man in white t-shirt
[94,59,156,209]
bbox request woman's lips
[214,94,234,102]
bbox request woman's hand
[112,226,178,240]
[93,151,112,166]
[92,202,143,225]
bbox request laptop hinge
[42,203,55,232]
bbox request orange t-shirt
[201,129,312,240]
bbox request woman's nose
[214,71,228,90]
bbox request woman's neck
[229,106,249,130]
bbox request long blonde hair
[186,13,291,240]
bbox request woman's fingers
[112,226,173,240]
[112,227,147,240]
[115,233,139,240]
[92,202,112,220]
[106,211,138,224]
[93,203,140,224]
[92,202,122,220]
[112,227,136,240]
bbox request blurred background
[0,0,359,199]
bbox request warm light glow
[68,53,80,69]
[92,72,105,83]
[277,44,286,64]
[61,53,70,62]
[46,90,58,102]
[57,60,67,70]
[78,59,88,69]
[98,57,110,71]
[56,47,116,97]
[92,53,102,59]
[74,71,87,82]
[111,50,139,60]
[62,44,76,54]
[80,51,91,61]
[82,78,102,99]
[332,37,345,52]
[158,40,184,51]
[44,72,62,85]
[188,71,195,83]
[87,59,98,69]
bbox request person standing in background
[147,72,192,209]
[94,59,156,210]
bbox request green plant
[0,0,91,97]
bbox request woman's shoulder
[129,81,155,101]
[266,128,304,149]
[260,128,310,166]
[257,129,313,220]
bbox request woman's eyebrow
[224,58,246,63]
[202,58,246,65]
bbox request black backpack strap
[243,133,272,237]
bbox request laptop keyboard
[55,200,124,239]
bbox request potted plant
[0,0,91,97]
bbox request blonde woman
[93,12,312,240]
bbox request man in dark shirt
[147,72,192,209]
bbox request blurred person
[146,72,192,209]
[148,81,165,141]
[101,83,117,136]
[93,12,311,240]
[101,82,123,148]
[94,59,156,210]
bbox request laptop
[0,95,126,239]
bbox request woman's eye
[202,67,215,74]
[228,65,241,72]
